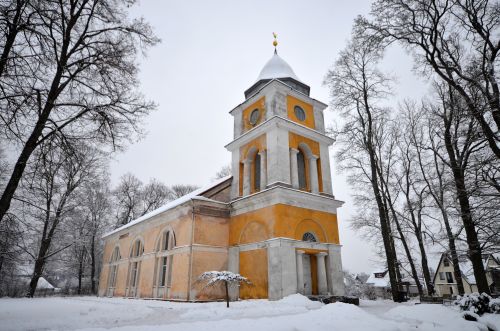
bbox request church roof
[256,51,302,82]
[245,51,310,99]
[103,176,231,238]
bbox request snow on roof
[366,270,390,288]
[15,265,56,289]
[36,277,55,289]
[256,52,301,82]
[103,176,231,238]
[458,260,476,284]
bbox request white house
[433,253,500,297]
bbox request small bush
[454,293,497,315]
[490,298,500,314]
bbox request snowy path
[0,295,498,331]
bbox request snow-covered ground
[0,295,499,331]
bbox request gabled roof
[15,265,56,289]
[432,252,499,285]
[458,260,476,284]
[103,176,231,238]
[366,270,390,288]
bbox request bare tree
[213,165,232,180]
[113,173,143,226]
[425,82,491,294]
[393,107,434,295]
[406,100,466,294]
[374,124,424,296]
[0,0,159,228]
[324,35,403,301]
[170,184,199,200]
[141,179,172,215]
[79,175,112,294]
[357,0,500,158]
[17,140,103,297]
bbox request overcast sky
[115,0,430,274]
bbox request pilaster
[266,125,291,185]
[309,155,319,194]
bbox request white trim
[192,244,228,253]
[229,79,327,115]
[225,116,334,152]
[231,185,344,216]
[234,237,341,252]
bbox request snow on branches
[199,271,251,287]
[198,271,251,308]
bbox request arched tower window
[302,232,317,242]
[297,149,307,190]
[254,153,261,192]
[241,146,267,196]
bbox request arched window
[297,149,307,190]
[130,240,144,258]
[110,246,121,263]
[302,232,317,242]
[254,153,261,192]
[127,239,144,297]
[158,230,175,252]
[154,230,175,298]
[107,247,121,296]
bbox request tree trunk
[28,240,51,298]
[379,174,423,296]
[388,220,402,284]
[367,155,400,300]
[0,0,25,77]
[376,156,406,299]
[78,249,84,295]
[415,231,433,295]
[225,281,229,308]
[441,211,465,295]
[392,215,424,296]
[0,132,42,226]
[443,107,490,295]
[416,131,465,295]
[0,20,71,226]
[90,234,96,294]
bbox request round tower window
[249,109,260,125]
[294,105,306,121]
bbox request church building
[98,42,345,301]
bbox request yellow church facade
[98,49,345,301]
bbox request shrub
[489,298,500,314]
[454,293,494,315]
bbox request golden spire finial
[273,32,278,53]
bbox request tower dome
[256,51,301,82]
[245,51,310,99]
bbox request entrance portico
[229,237,344,300]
